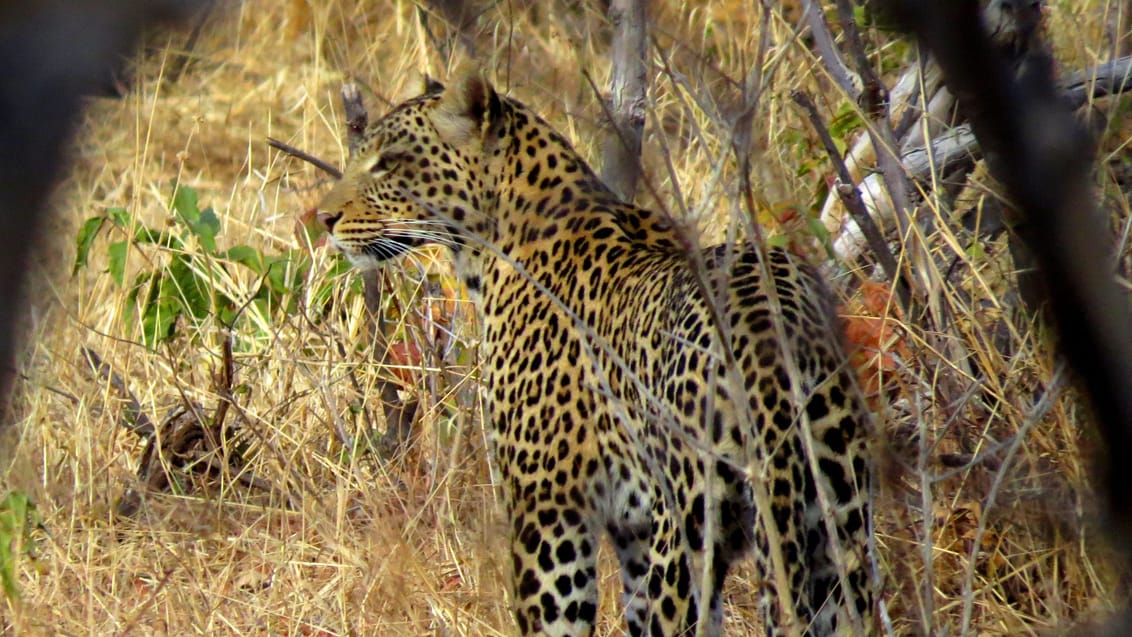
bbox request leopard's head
[317,75,504,270]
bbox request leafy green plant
[74,183,353,348]
[0,490,41,601]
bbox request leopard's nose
[317,211,342,233]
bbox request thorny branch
[834,0,914,236]
[83,338,279,517]
[802,0,918,302]
[266,85,423,455]
[800,0,861,99]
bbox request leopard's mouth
[325,234,420,271]
[361,235,418,262]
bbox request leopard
[317,74,876,637]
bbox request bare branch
[362,269,421,456]
[833,0,913,223]
[731,2,773,173]
[802,0,917,290]
[801,0,861,98]
[791,90,903,295]
[337,84,420,456]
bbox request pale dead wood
[599,0,648,202]
[895,55,1132,183]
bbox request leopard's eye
[370,151,410,173]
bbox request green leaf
[125,271,181,348]
[223,245,263,272]
[134,225,173,247]
[107,241,128,286]
[144,277,183,348]
[107,207,131,229]
[829,102,863,141]
[73,217,106,275]
[806,213,831,245]
[185,207,220,253]
[199,207,221,236]
[104,207,171,247]
[264,253,304,296]
[170,182,220,252]
[172,185,200,223]
[124,272,150,329]
[168,256,212,320]
[0,490,41,601]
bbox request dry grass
[1,0,1129,635]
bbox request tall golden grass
[1,1,1129,634]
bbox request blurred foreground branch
[0,0,209,426]
[880,0,1132,630]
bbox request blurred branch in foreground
[0,0,209,425]
[878,0,1132,632]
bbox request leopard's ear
[422,74,445,96]
[432,74,503,149]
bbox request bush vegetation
[2,1,1130,634]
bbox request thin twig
[833,0,913,227]
[206,328,235,452]
[267,137,342,179]
[958,364,1067,634]
[81,346,156,438]
[361,269,421,456]
[337,84,420,455]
